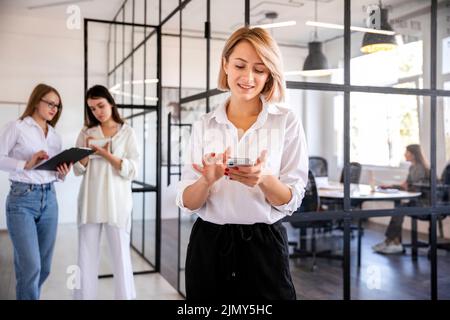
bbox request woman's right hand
[192,147,230,187]
[79,135,94,167]
[85,136,95,148]
[24,150,49,170]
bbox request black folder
[33,147,95,171]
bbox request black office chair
[340,162,362,184]
[406,163,450,259]
[438,163,450,206]
[326,162,363,211]
[309,156,328,178]
[334,162,365,266]
[332,162,362,213]
[289,170,341,271]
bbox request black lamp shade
[361,8,397,53]
[303,41,329,71]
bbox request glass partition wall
[166,0,450,300]
[84,0,161,276]
[89,0,450,299]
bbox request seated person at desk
[372,144,430,254]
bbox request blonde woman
[176,27,308,300]
[0,83,71,299]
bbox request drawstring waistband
[217,224,255,280]
[196,219,282,281]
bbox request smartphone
[89,138,111,148]
[227,157,254,168]
[88,138,111,158]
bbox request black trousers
[185,218,296,300]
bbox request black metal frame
[83,0,162,278]
[85,0,450,299]
[168,0,450,300]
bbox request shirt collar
[24,116,56,134]
[95,122,127,138]
[209,95,283,126]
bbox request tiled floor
[0,224,183,300]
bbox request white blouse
[73,123,139,232]
[0,116,62,184]
[176,96,309,225]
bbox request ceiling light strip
[252,21,297,29]
[306,21,396,36]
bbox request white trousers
[73,223,136,300]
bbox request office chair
[340,162,362,184]
[335,162,365,266]
[405,163,450,260]
[325,162,362,211]
[289,170,341,271]
[309,156,328,178]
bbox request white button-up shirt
[176,96,308,225]
[0,116,62,184]
[73,124,140,232]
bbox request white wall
[0,13,107,228]
[0,104,24,229]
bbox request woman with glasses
[176,27,308,300]
[0,83,71,300]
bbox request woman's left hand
[56,162,72,179]
[91,142,111,158]
[226,150,268,187]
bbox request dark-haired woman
[0,83,71,300]
[73,85,139,300]
[372,144,430,254]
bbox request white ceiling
[184,0,435,46]
[0,0,124,20]
[0,0,444,45]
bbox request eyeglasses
[40,99,60,111]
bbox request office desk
[317,181,422,266]
[318,181,421,204]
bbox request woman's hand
[56,162,73,179]
[192,147,230,187]
[90,142,111,159]
[85,136,94,148]
[79,136,95,167]
[182,149,230,211]
[226,150,268,188]
[89,142,123,171]
[24,150,49,170]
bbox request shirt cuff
[272,185,305,215]
[176,179,202,213]
[73,161,87,175]
[119,158,134,179]
[16,160,26,172]
[55,171,66,182]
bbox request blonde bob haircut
[218,26,285,103]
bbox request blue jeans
[6,181,58,300]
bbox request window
[349,91,421,167]
[444,81,450,162]
[335,40,424,167]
